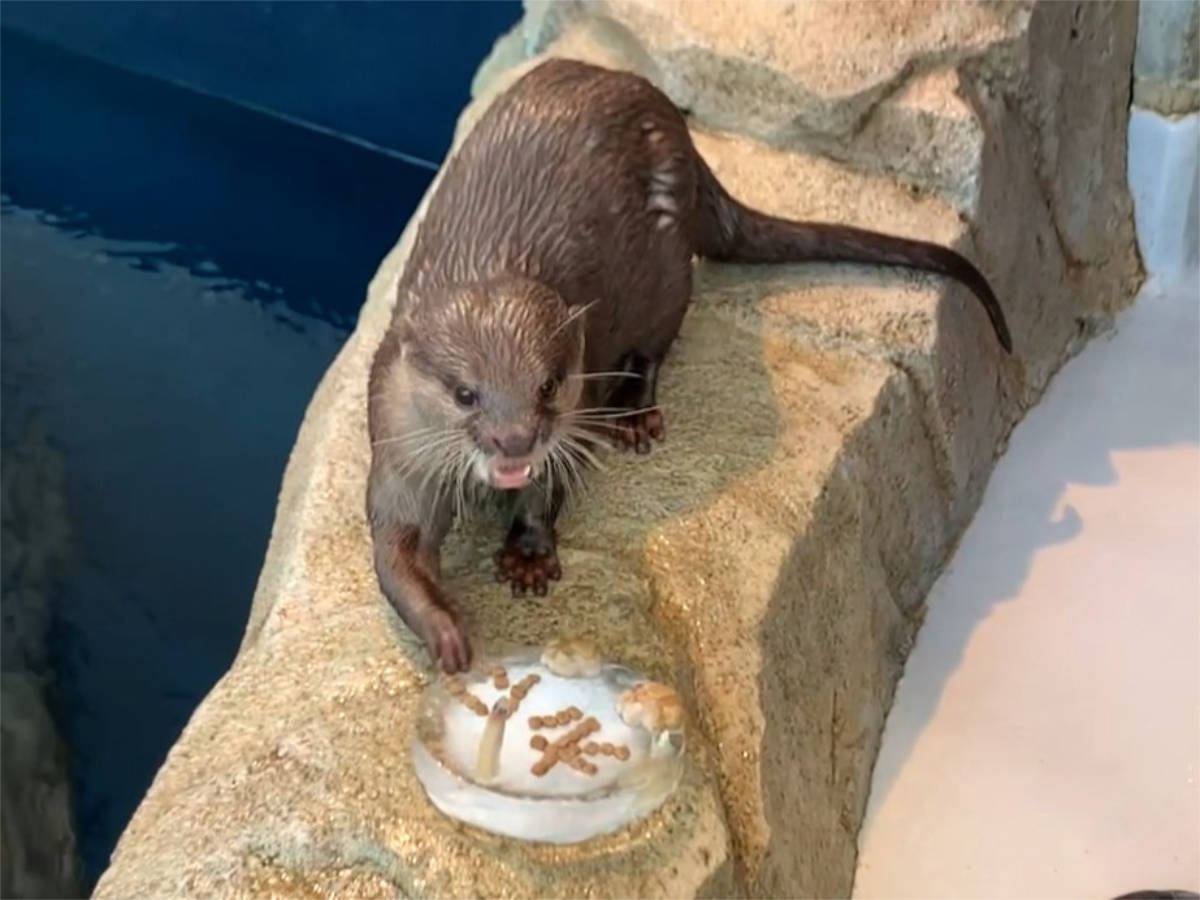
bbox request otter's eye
[538,377,557,400]
[453,386,478,408]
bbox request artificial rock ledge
[95,2,1140,898]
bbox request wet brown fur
[367,58,1013,672]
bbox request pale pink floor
[853,273,1200,899]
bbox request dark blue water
[0,4,517,888]
[1,0,516,167]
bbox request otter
[368,57,1012,673]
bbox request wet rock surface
[1,422,81,899]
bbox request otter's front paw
[493,525,561,597]
[420,606,472,674]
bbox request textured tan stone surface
[513,0,1032,214]
[96,3,1141,898]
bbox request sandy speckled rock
[507,0,1034,213]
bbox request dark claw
[608,408,666,455]
[646,409,665,441]
[424,607,471,674]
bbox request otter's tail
[692,157,1014,354]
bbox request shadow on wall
[849,0,1162,859]
[862,272,1200,821]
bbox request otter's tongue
[492,462,532,490]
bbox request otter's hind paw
[609,408,665,454]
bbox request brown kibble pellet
[566,756,597,776]
[560,743,580,759]
[455,690,486,713]
[528,715,543,729]
[566,706,583,721]
[583,742,600,755]
[494,674,509,689]
[556,711,572,726]
[466,696,488,716]
[530,734,548,751]
[561,726,585,745]
[514,676,538,694]
[531,744,559,775]
[600,742,615,756]
[511,685,527,701]
[557,717,598,749]
[614,745,630,761]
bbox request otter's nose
[491,427,536,457]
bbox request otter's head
[398,277,587,491]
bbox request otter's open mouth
[491,460,533,490]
